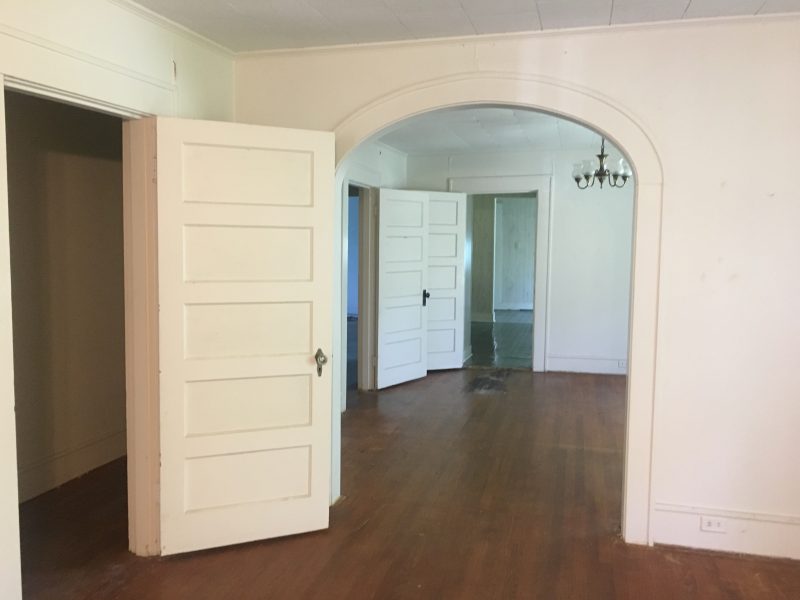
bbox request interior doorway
[4,91,127,589]
[345,183,378,400]
[346,185,360,394]
[344,183,379,398]
[467,193,538,369]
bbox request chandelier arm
[611,175,628,188]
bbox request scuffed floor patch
[465,369,511,394]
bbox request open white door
[376,189,429,389]
[130,117,334,555]
[426,192,467,370]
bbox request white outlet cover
[700,515,727,533]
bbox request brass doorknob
[315,348,328,377]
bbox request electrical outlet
[617,360,627,369]
[700,515,727,533]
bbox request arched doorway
[330,73,664,546]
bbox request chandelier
[572,137,632,189]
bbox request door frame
[0,78,22,600]
[0,74,156,594]
[338,179,376,405]
[121,118,160,556]
[449,178,550,372]
[348,184,378,393]
[2,78,162,557]
[331,73,664,546]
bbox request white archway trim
[335,72,663,184]
[333,72,664,546]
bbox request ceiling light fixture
[572,137,632,189]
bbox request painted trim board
[545,355,627,375]
[16,430,126,502]
[653,502,800,560]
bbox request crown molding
[236,12,800,58]
[105,0,234,57]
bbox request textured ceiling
[374,106,605,155]
[133,0,800,52]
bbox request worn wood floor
[19,370,800,599]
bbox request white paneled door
[152,118,333,555]
[426,192,467,370]
[376,189,429,389]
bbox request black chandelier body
[573,137,632,189]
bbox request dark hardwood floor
[19,370,800,599]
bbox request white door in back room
[376,188,429,388]
[426,191,467,370]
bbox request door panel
[154,118,333,555]
[427,192,467,370]
[377,189,429,389]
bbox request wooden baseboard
[17,429,126,502]
[652,502,800,560]
[493,304,533,311]
[472,312,493,323]
[545,355,627,375]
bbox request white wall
[0,0,234,119]
[235,16,800,559]
[547,156,633,374]
[408,151,552,192]
[410,149,633,374]
[0,2,235,596]
[493,196,537,311]
[341,141,407,189]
